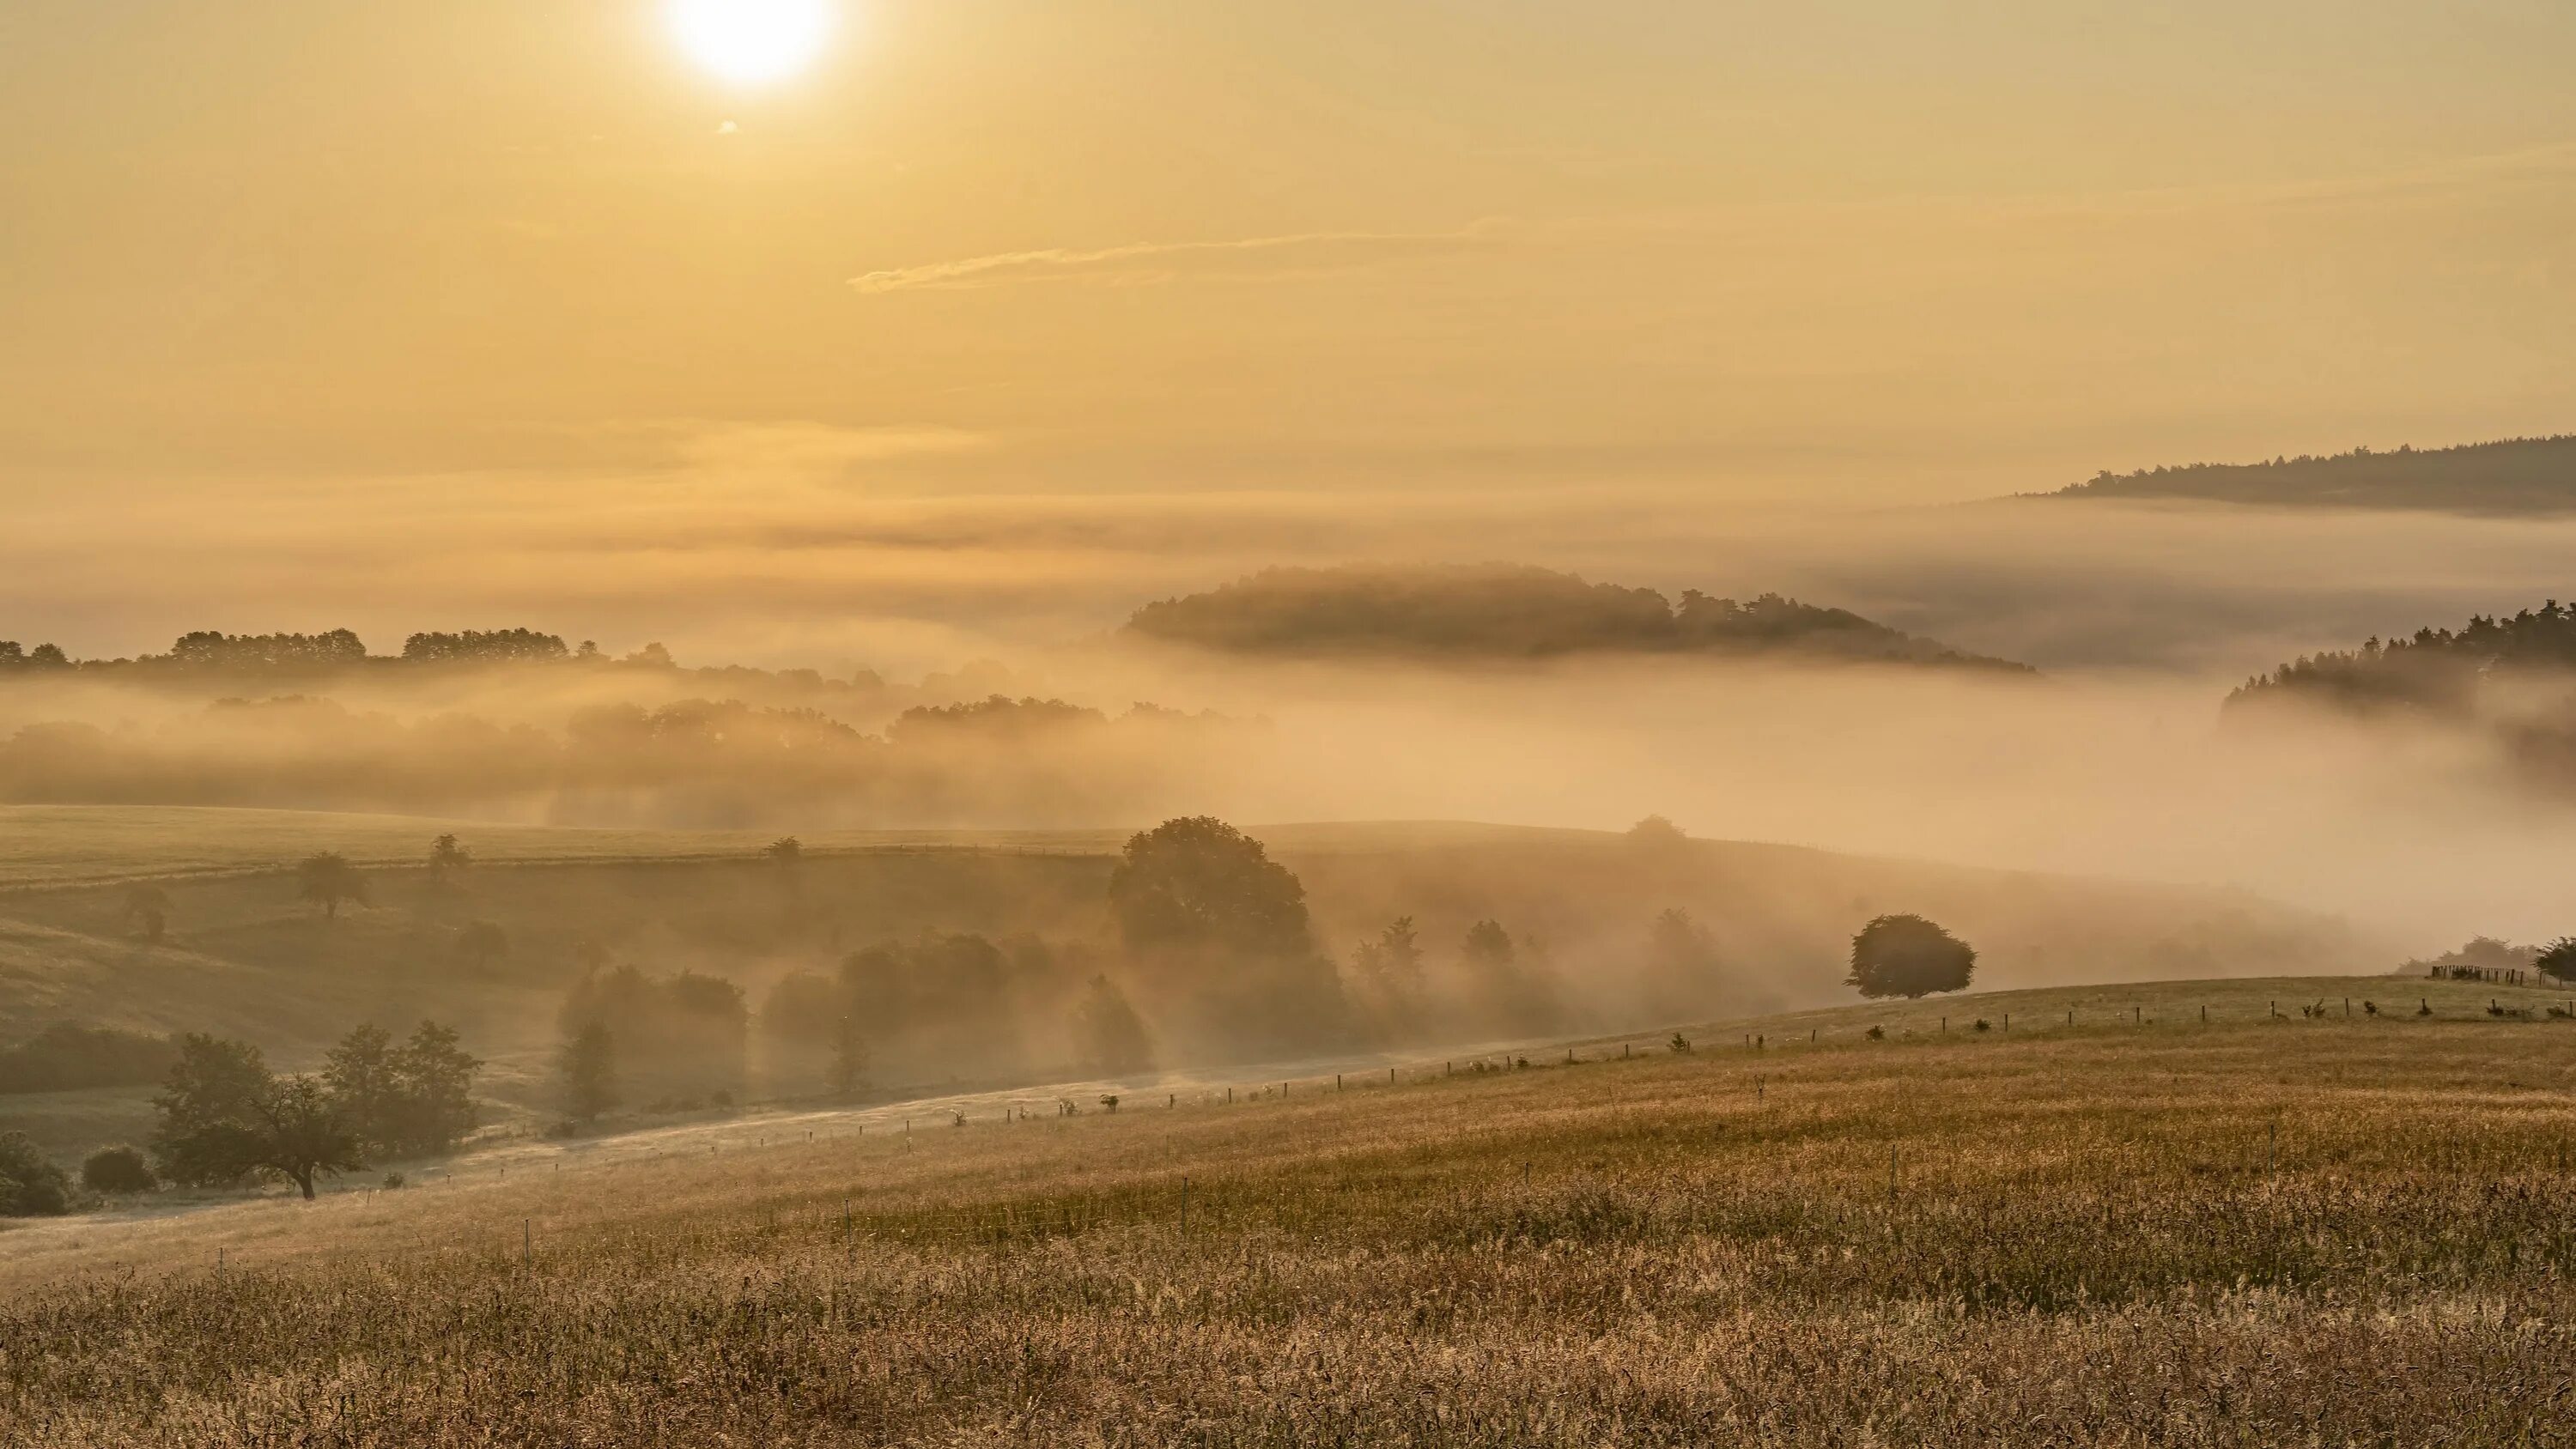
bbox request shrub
[79,1144,156,1195]
[0,1132,73,1216]
[0,1022,178,1095]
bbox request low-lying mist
[0,637,2561,958]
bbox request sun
[665,0,836,87]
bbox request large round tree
[1106,816,1346,1056]
[1846,914,1977,999]
[1107,816,1313,961]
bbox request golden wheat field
[6,977,2575,1446]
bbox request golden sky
[3,2,2575,657]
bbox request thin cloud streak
[848,222,1509,294]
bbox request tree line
[1122,563,2033,670]
[546,815,1987,1127]
[0,692,1254,826]
[1,1021,482,1216]
[2227,600,2576,717]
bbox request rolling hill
[2044,433,2576,512]
[7,973,2573,1445]
[1123,563,2033,670]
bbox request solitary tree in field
[561,1022,619,1125]
[124,882,171,943]
[427,834,473,888]
[1106,817,1350,1053]
[2538,937,2576,985]
[454,920,509,974]
[1846,914,1977,999]
[296,852,370,919]
[1108,816,1312,961]
[763,836,804,864]
[245,1076,367,1199]
[1625,815,1689,848]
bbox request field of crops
[7,975,2573,1446]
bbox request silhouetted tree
[1626,815,1689,848]
[1073,973,1154,1076]
[2539,937,2576,985]
[1462,919,1515,973]
[150,1036,362,1199]
[124,882,170,943]
[1107,816,1349,1054]
[559,967,746,1103]
[427,834,472,887]
[1353,917,1425,997]
[247,1076,365,1199]
[1846,914,1977,999]
[454,920,508,973]
[1644,906,1722,1016]
[827,1013,869,1097]
[149,1034,272,1186]
[763,836,804,863]
[1109,816,1313,960]
[400,628,568,664]
[296,852,369,919]
[390,1022,480,1153]
[561,1022,618,1124]
[1461,919,1558,1035]
[321,1024,402,1155]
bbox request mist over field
[15,4,2576,1440]
[15,481,2576,950]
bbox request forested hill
[2044,435,2576,512]
[1124,564,2032,670]
[2227,601,2576,716]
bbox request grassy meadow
[7,974,2574,1446]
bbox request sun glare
[666,0,835,87]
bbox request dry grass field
[7,975,2574,1446]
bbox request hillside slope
[2045,434,2576,512]
[6,978,2573,1445]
